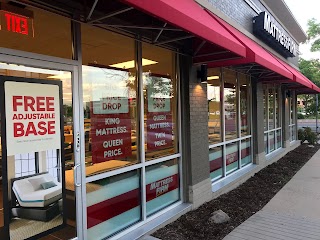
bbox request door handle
[74,163,81,187]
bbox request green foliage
[297,113,305,119]
[298,129,305,142]
[306,18,320,52]
[299,59,320,88]
[298,127,318,145]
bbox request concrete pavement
[224,147,320,240]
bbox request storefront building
[0,0,318,239]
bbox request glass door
[0,56,84,240]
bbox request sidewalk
[223,148,320,240]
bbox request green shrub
[298,127,318,145]
[298,129,305,143]
[297,113,305,119]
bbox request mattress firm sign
[146,75,173,151]
[5,81,61,155]
[253,11,297,58]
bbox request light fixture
[110,58,158,69]
[286,91,291,98]
[197,64,208,83]
[207,76,219,80]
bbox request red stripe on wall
[87,173,179,229]
[87,189,140,229]
[210,147,251,173]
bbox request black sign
[253,12,297,58]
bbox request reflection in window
[0,6,72,59]
[142,42,178,161]
[208,68,221,144]
[224,69,238,140]
[209,147,223,180]
[82,65,137,174]
[264,85,282,154]
[86,170,141,240]
[269,88,274,130]
[239,73,250,136]
[241,139,251,167]
[81,24,137,174]
[226,142,239,174]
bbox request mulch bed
[153,143,320,240]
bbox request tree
[298,58,320,116]
[306,18,320,52]
[299,58,320,87]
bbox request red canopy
[207,11,293,80]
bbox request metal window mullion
[136,38,147,221]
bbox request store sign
[147,174,179,198]
[0,3,34,36]
[253,11,297,58]
[5,81,61,155]
[146,75,173,151]
[91,98,132,163]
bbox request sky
[283,0,320,60]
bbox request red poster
[91,98,132,163]
[146,74,173,151]
[147,112,173,151]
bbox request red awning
[121,0,246,58]
[275,58,320,93]
[206,11,293,80]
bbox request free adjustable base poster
[0,76,66,240]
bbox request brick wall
[188,68,210,185]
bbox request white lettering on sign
[105,118,120,125]
[104,148,123,158]
[150,176,174,197]
[263,12,297,56]
[154,140,166,147]
[93,97,129,114]
[95,126,127,136]
[149,122,170,129]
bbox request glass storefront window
[226,142,239,174]
[208,68,221,144]
[239,73,250,136]
[224,69,237,140]
[241,139,252,167]
[208,68,252,181]
[82,25,137,174]
[264,85,282,154]
[86,170,141,240]
[276,130,282,149]
[264,133,268,153]
[209,147,223,180]
[142,42,178,161]
[268,88,274,130]
[269,132,275,152]
[146,159,179,216]
[263,87,267,131]
[80,24,181,239]
[0,5,72,59]
[275,90,280,128]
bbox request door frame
[0,47,86,240]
